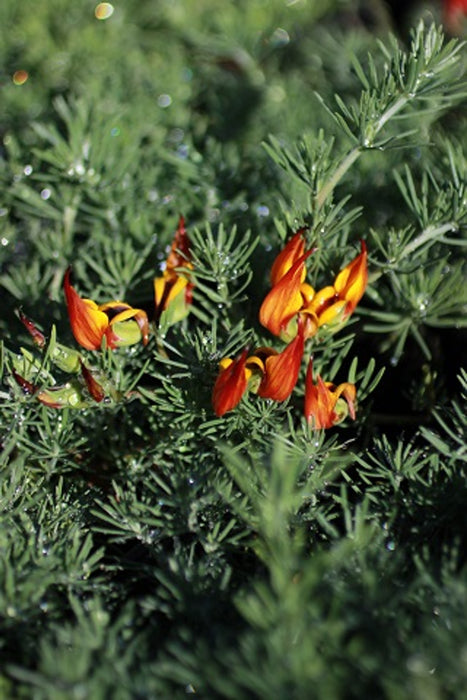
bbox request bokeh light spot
[157,94,172,108]
[13,70,29,85]
[95,3,114,20]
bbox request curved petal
[212,349,249,416]
[63,268,109,350]
[259,253,311,337]
[166,215,191,271]
[270,228,307,286]
[305,360,357,429]
[306,285,336,315]
[333,240,368,315]
[257,319,305,401]
[316,299,347,328]
[330,381,356,420]
[304,360,336,429]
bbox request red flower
[154,215,194,325]
[304,359,356,429]
[212,321,305,416]
[212,348,250,417]
[64,268,149,350]
[256,319,305,401]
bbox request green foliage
[0,2,466,698]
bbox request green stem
[400,222,455,259]
[315,94,411,211]
[366,222,455,286]
[315,146,361,211]
[375,95,409,133]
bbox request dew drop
[157,94,172,108]
[95,3,114,20]
[12,70,28,85]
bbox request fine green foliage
[0,2,466,698]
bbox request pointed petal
[80,359,105,403]
[212,349,250,416]
[18,310,46,348]
[332,382,357,420]
[259,253,311,337]
[154,274,169,311]
[257,320,305,401]
[166,215,191,271]
[333,240,368,315]
[12,370,37,396]
[64,268,109,350]
[304,361,336,429]
[270,228,307,286]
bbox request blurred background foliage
[0,0,466,698]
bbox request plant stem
[315,147,361,211]
[400,222,456,259]
[375,95,409,132]
[315,95,411,211]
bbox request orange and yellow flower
[64,268,149,351]
[259,229,313,341]
[300,240,368,336]
[212,320,305,416]
[269,227,308,285]
[260,238,368,341]
[154,216,194,325]
[304,359,356,429]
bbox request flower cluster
[213,319,305,417]
[259,229,367,342]
[66,215,193,351]
[12,218,194,408]
[11,219,367,428]
[212,229,368,428]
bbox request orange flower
[333,240,368,317]
[154,216,194,325]
[212,321,305,416]
[64,268,149,351]
[304,359,356,429]
[300,240,368,336]
[260,233,367,341]
[259,252,312,341]
[269,228,307,286]
[212,348,250,417]
[256,319,305,401]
